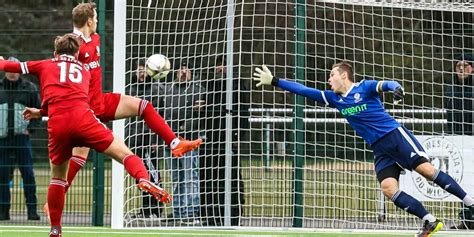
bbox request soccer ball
[146,54,171,80]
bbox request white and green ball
[145,54,171,80]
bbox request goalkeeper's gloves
[393,86,405,104]
[253,65,279,87]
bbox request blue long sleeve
[381,81,401,92]
[276,78,327,104]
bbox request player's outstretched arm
[253,65,327,104]
[378,81,404,103]
[0,57,22,74]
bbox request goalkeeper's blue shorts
[372,126,429,177]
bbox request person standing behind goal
[445,53,474,230]
[163,61,205,225]
[126,59,165,219]
[254,61,474,237]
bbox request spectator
[445,53,473,135]
[0,56,41,221]
[201,55,246,226]
[445,53,474,230]
[163,61,206,225]
[126,59,165,219]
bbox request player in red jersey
[1,34,171,237]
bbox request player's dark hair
[55,34,81,56]
[72,2,97,28]
[332,61,354,82]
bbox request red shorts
[48,108,114,165]
[95,92,121,123]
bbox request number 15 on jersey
[57,62,83,83]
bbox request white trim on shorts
[397,127,429,158]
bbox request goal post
[111,0,127,229]
[112,0,474,230]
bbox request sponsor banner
[399,135,474,201]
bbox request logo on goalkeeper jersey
[354,93,362,103]
[411,137,463,199]
[340,103,367,116]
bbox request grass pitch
[1,226,474,237]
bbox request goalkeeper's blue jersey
[277,79,401,146]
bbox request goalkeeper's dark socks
[391,190,428,219]
[65,155,87,193]
[48,178,67,227]
[139,100,176,145]
[123,154,149,181]
[432,169,468,202]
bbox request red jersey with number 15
[73,29,102,113]
[20,55,91,114]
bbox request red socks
[139,100,176,145]
[65,155,87,192]
[48,178,67,227]
[123,154,149,181]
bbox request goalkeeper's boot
[137,179,172,203]
[43,203,51,224]
[416,219,443,237]
[49,225,62,237]
[171,138,203,157]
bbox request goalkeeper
[254,61,474,237]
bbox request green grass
[2,226,474,237]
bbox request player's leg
[101,134,171,203]
[111,93,202,157]
[113,94,176,143]
[141,147,161,218]
[398,125,474,207]
[0,145,12,221]
[415,162,474,207]
[81,107,171,203]
[16,136,39,220]
[165,151,182,220]
[65,147,90,192]
[417,162,474,229]
[378,165,434,220]
[393,127,444,236]
[182,150,200,221]
[378,165,442,237]
[47,160,69,237]
[43,147,90,222]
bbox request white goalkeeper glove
[253,65,274,87]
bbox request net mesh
[119,0,474,229]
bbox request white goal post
[112,0,474,231]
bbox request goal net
[112,0,474,230]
